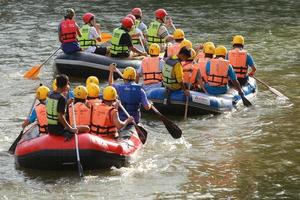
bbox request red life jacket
[228,48,248,78]
[90,103,117,135]
[198,57,210,83]
[141,56,162,85]
[35,103,48,134]
[68,102,91,126]
[182,60,198,85]
[207,58,230,87]
[194,51,205,63]
[60,19,77,43]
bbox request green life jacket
[46,97,59,125]
[147,21,164,45]
[162,57,179,88]
[110,27,129,55]
[78,24,97,49]
[129,25,140,45]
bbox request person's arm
[22,108,37,128]
[136,65,142,83]
[108,63,116,85]
[196,69,208,94]
[228,65,244,96]
[247,54,256,77]
[129,46,147,56]
[159,26,173,43]
[140,89,152,110]
[174,63,189,96]
[76,23,82,37]
[57,96,77,133]
[111,110,134,129]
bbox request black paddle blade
[151,106,182,139]
[8,131,23,154]
[78,162,84,177]
[241,95,252,107]
[135,124,148,144]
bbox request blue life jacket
[116,83,142,123]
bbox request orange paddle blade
[23,65,41,79]
[100,32,112,42]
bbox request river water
[0,0,299,199]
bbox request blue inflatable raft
[146,77,257,115]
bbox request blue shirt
[113,82,150,107]
[28,108,37,123]
[204,60,237,95]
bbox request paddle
[117,101,147,144]
[99,32,112,43]
[23,47,61,79]
[240,94,252,107]
[184,84,191,120]
[9,98,36,154]
[253,76,289,99]
[71,103,84,177]
[151,105,182,139]
[114,66,182,139]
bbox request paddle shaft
[39,47,61,68]
[118,101,139,129]
[139,36,146,53]
[253,76,288,99]
[71,103,84,177]
[9,98,36,153]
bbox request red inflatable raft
[15,125,143,170]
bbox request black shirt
[48,92,67,134]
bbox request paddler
[110,17,147,58]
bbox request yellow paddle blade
[100,32,112,42]
[23,65,41,79]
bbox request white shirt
[84,26,100,53]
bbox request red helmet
[126,14,136,22]
[131,8,142,17]
[83,13,94,23]
[155,8,168,19]
[121,17,134,29]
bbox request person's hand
[248,71,255,77]
[127,116,134,124]
[141,52,148,56]
[165,17,173,28]
[112,101,119,109]
[22,119,30,128]
[238,91,245,97]
[67,98,74,106]
[184,89,190,96]
[69,127,78,134]
[195,44,203,52]
[109,63,117,72]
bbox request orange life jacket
[167,43,181,57]
[198,57,210,83]
[90,103,117,135]
[194,51,205,63]
[182,60,198,85]
[60,19,77,43]
[141,56,162,85]
[207,58,229,87]
[87,98,102,106]
[68,102,91,126]
[35,103,48,134]
[228,48,248,78]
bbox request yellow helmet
[179,39,193,49]
[52,79,57,91]
[74,85,88,99]
[232,35,244,45]
[87,83,100,98]
[149,43,160,56]
[123,66,136,80]
[189,49,196,60]
[173,29,185,40]
[215,45,227,57]
[103,86,117,101]
[204,44,215,55]
[36,85,50,100]
[203,41,215,49]
[86,76,99,86]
